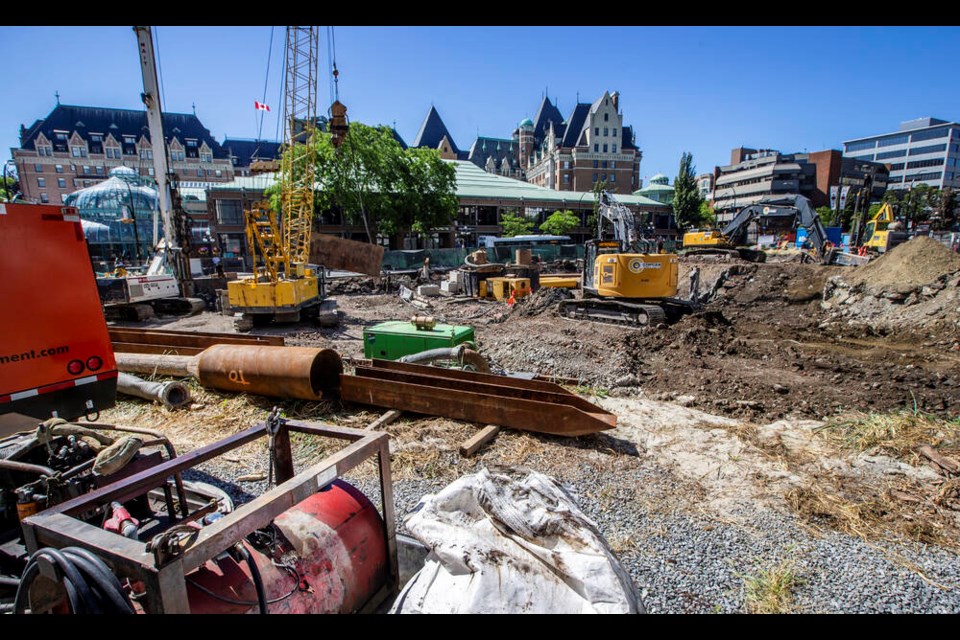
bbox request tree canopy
[539,209,579,236]
[268,122,458,243]
[672,152,706,230]
[500,211,534,237]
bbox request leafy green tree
[0,175,18,202]
[698,201,715,228]
[500,211,534,237]
[672,152,705,231]
[267,122,457,245]
[816,205,836,228]
[937,187,957,229]
[539,209,580,236]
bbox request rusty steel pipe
[197,345,342,400]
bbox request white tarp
[390,468,643,614]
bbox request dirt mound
[512,287,573,317]
[821,237,960,335]
[846,236,960,291]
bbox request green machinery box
[363,321,476,360]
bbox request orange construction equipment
[0,203,118,420]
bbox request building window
[201,152,212,163]
[908,143,947,156]
[148,167,155,176]
[613,128,617,137]
[197,168,203,177]
[216,199,244,225]
[911,128,949,143]
[876,134,909,148]
[34,163,43,172]
[563,174,570,184]
[594,144,599,152]
[888,163,905,171]
[83,166,91,174]
[609,173,615,182]
[40,193,49,203]
[876,149,905,160]
[55,165,63,174]
[604,113,609,122]
[593,160,599,169]
[71,146,87,157]
[906,171,942,182]
[603,128,608,137]
[594,127,599,136]
[846,139,877,153]
[37,177,45,187]
[603,144,608,153]
[593,173,598,182]
[140,149,153,160]
[95,166,104,175]
[601,173,607,181]
[58,178,66,188]
[611,161,616,169]
[906,158,944,169]
[612,144,617,153]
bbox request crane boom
[133,26,175,257]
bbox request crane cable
[255,26,275,156]
[326,26,373,244]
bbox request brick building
[712,147,888,223]
[12,103,234,204]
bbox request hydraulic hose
[14,546,133,614]
[235,544,268,615]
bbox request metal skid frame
[20,420,398,614]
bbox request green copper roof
[519,117,534,128]
[205,162,666,209]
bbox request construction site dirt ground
[104,244,960,613]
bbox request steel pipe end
[159,381,192,409]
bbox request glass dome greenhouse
[63,166,163,264]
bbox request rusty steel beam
[309,233,385,277]
[341,363,615,437]
[363,360,604,415]
[109,328,283,355]
[197,345,342,400]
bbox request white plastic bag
[390,468,643,614]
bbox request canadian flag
[254,101,270,112]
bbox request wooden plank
[378,440,399,591]
[309,233,385,277]
[365,409,402,431]
[459,425,500,457]
[918,444,960,474]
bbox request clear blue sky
[2,26,959,180]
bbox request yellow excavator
[861,203,908,253]
[557,191,697,325]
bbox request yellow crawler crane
[228,26,327,329]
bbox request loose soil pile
[822,236,960,336]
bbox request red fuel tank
[186,480,388,614]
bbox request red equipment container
[0,203,117,420]
[185,480,388,614]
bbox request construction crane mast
[228,26,333,330]
[281,27,319,274]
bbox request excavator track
[557,299,672,327]
[681,248,766,263]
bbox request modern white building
[843,117,960,191]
